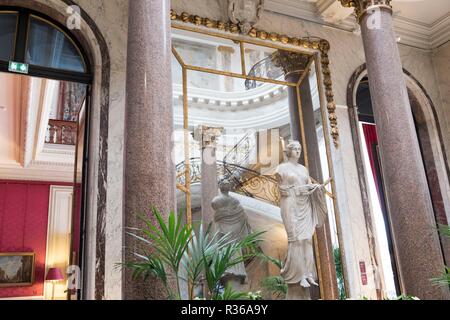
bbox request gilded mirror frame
[170,9,347,300]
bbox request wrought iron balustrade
[176,157,280,206]
[223,131,257,170]
[245,54,284,90]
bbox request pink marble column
[124,0,176,299]
[348,1,450,299]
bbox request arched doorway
[0,3,110,300]
[347,64,450,298]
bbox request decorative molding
[265,0,449,50]
[430,13,450,49]
[393,13,450,49]
[0,167,74,182]
[0,296,44,300]
[173,82,288,111]
[170,9,340,147]
[265,0,357,32]
[170,9,324,49]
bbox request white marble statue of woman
[275,140,328,299]
[212,178,252,287]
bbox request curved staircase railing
[176,157,280,206]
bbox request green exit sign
[8,61,29,74]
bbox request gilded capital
[339,0,392,20]
[271,50,310,77]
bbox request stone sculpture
[211,178,252,288]
[275,140,328,300]
[228,0,265,34]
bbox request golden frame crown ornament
[170,9,340,148]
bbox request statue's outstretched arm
[310,176,332,186]
[310,176,334,199]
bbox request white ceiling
[392,0,450,25]
[265,0,450,49]
[0,72,76,182]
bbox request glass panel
[0,13,17,61]
[172,30,343,300]
[309,62,345,299]
[184,70,298,299]
[48,81,87,121]
[172,28,242,74]
[26,17,85,73]
[70,86,88,300]
[243,43,282,89]
[45,80,87,145]
[173,53,189,213]
[359,123,398,299]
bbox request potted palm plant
[120,207,265,300]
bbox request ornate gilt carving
[170,9,340,147]
[339,0,392,20]
[228,0,264,35]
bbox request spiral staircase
[176,130,283,206]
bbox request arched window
[0,7,91,83]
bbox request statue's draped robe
[213,195,252,281]
[276,163,327,284]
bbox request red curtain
[362,123,381,197]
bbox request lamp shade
[46,267,64,281]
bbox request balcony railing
[46,119,78,145]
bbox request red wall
[0,180,79,299]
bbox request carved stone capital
[339,0,392,20]
[193,125,224,149]
[217,45,236,54]
[271,50,310,77]
[227,0,265,34]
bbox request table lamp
[46,267,64,300]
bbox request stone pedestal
[273,51,339,300]
[194,125,223,226]
[123,0,176,300]
[341,0,450,299]
[286,284,311,300]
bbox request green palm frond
[214,283,248,300]
[438,224,450,238]
[431,225,450,288]
[202,231,265,298]
[260,276,287,298]
[180,223,225,287]
[431,266,450,287]
[122,206,268,300]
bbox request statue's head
[285,140,302,160]
[219,178,232,194]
